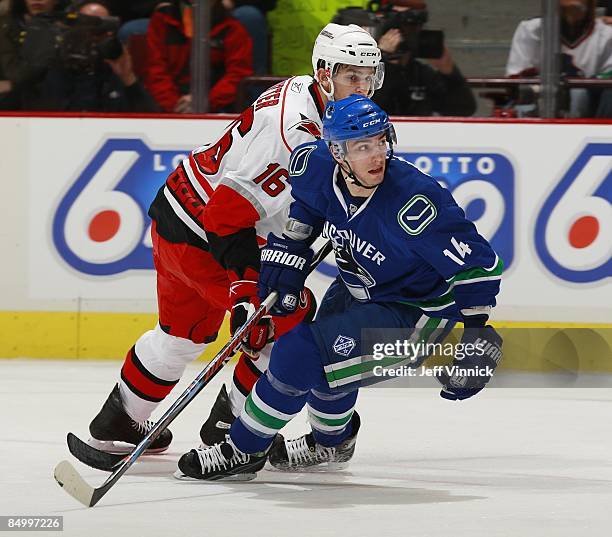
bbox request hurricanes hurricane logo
[291,114,322,139]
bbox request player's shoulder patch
[288,113,322,140]
[397,194,437,236]
[289,142,318,177]
[289,141,333,194]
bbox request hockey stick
[54,240,333,507]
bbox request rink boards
[0,115,610,365]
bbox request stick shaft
[89,240,332,505]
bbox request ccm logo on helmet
[363,118,382,128]
[360,52,378,56]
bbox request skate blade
[173,470,257,482]
[87,438,169,455]
[268,461,349,473]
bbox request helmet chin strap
[340,161,379,190]
[317,70,335,101]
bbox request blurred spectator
[370,0,476,116]
[145,0,253,113]
[0,78,11,108]
[103,0,158,42]
[506,0,612,117]
[0,0,68,109]
[597,0,612,24]
[0,0,9,107]
[39,0,159,111]
[222,0,276,74]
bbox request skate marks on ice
[152,452,612,510]
[196,473,485,509]
[56,447,484,510]
[66,470,484,510]
[64,449,612,503]
[362,454,612,493]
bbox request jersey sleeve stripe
[219,176,268,219]
[445,255,504,286]
[185,154,215,199]
[279,77,294,154]
[183,158,212,202]
[163,185,208,241]
[162,164,210,231]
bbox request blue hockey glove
[258,233,314,316]
[438,325,503,401]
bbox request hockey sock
[120,324,207,422]
[230,323,328,453]
[228,347,271,416]
[230,370,308,453]
[307,388,358,446]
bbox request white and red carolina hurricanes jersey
[506,18,612,78]
[161,75,325,245]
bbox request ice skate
[175,439,267,481]
[268,412,360,471]
[88,384,172,454]
[199,383,235,446]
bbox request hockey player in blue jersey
[176,95,503,480]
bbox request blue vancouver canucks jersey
[288,140,503,319]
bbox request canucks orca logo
[331,234,376,291]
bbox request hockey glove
[439,324,503,401]
[229,280,274,358]
[258,233,314,316]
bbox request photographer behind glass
[38,0,158,111]
[0,0,158,111]
[0,0,68,109]
[334,0,476,116]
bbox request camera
[59,12,123,70]
[332,2,444,59]
[20,12,123,73]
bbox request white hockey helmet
[312,23,384,99]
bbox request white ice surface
[1,360,612,537]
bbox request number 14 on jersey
[443,237,472,266]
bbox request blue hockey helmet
[323,94,396,160]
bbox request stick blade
[54,460,96,507]
[67,432,124,471]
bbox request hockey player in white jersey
[507,0,612,79]
[506,0,612,116]
[77,24,384,464]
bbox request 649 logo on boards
[53,139,188,276]
[399,151,515,270]
[535,142,611,283]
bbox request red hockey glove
[229,280,274,358]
